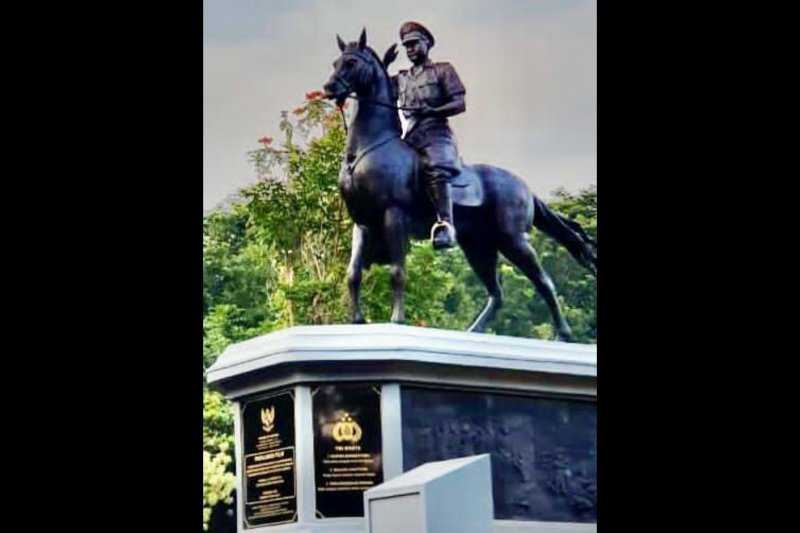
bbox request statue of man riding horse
[392,21,464,250]
[323,23,596,342]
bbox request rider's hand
[417,103,437,117]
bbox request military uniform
[394,60,466,181]
[393,21,466,248]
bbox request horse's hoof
[352,315,366,324]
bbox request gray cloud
[204,0,596,209]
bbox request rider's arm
[421,62,466,118]
[428,94,466,117]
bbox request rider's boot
[428,176,456,250]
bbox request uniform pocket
[418,80,441,103]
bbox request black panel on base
[312,384,383,518]
[241,390,297,527]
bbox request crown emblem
[332,412,363,444]
[261,406,275,433]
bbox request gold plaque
[313,385,383,518]
[243,391,297,527]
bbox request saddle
[450,161,484,207]
[411,153,484,207]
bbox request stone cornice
[207,324,597,393]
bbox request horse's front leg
[347,224,368,324]
[384,207,408,324]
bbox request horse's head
[323,28,397,107]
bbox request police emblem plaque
[312,384,383,518]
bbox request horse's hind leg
[499,233,573,342]
[384,207,408,324]
[460,240,503,333]
[347,224,368,324]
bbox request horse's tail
[532,194,597,276]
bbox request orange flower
[258,136,272,145]
[305,90,324,100]
[292,106,305,115]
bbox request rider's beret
[399,21,435,47]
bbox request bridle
[331,51,422,135]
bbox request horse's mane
[344,42,391,83]
[344,42,401,133]
[366,46,388,74]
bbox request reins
[336,94,409,174]
[347,94,421,112]
[345,134,399,176]
[337,95,419,137]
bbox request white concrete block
[364,454,493,533]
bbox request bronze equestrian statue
[323,26,596,341]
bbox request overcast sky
[204,0,596,210]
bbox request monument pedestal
[207,324,596,533]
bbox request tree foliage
[202,91,596,530]
[203,389,235,530]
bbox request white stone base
[207,325,597,533]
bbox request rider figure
[391,21,466,250]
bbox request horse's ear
[358,28,367,50]
[383,43,398,68]
[337,34,346,52]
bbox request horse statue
[322,29,596,341]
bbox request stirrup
[430,220,455,241]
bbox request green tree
[203,390,235,530]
